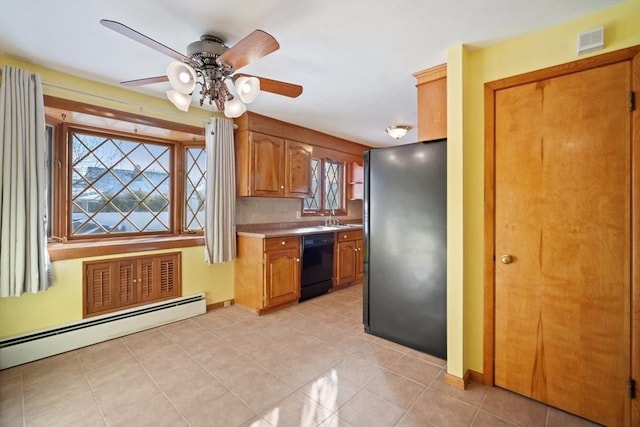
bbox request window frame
[44,96,206,252]
[302,156,347,216]
[62,124,178,240]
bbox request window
[69,129,172,237]
[45,112,206,244]
[184,146,206,231]
[303,158,344,214]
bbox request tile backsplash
[236,197,363,225]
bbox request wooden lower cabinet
[83,252,181,317]
[235,235,301,314]
[335,230,363,288]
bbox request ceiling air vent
[577,26,604,55]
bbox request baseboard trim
[206,299,234,311]
[444,369,484,390]
[444,371,469,389]
[468,369,486,385]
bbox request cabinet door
[137,257,156,303]
[250,132,285,197]
[416,66,447,141]
[137,253,180,303]
[86,261,117,315]
[264,248,300,307]
[356,239,364,282]
[336,241,358,286]
[116,260,137,307]
[158,254,180,299]
[284,140,312,198]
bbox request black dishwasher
[300,233,334,301]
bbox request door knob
[500,254,513,264]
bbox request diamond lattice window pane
[325,160,342,211]
[70,131,172,236]
[304,159,321,211]
[184,147,206,231]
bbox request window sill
[48,235,205,261]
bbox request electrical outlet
[223,300,231,308]
[296,211,301,219]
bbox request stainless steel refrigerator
[363,139,447,359]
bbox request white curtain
[0,65,51,297]
[204,117,236,263]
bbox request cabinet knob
[281,241,286,245]
[280,185,285,189]
[296,258,300,262]
[500,254,513,264]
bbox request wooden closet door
[494,61,631,426]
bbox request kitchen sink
[287,224,362,234]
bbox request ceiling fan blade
[218,30,279,71]
[238,74,303,98]
[100,19,199,67]
[121,76,169,87]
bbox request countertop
[237,223,363,238]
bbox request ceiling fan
[100,19,303,117]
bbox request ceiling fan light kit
[166,61,197,94]
[234,75,260,104]
[99,19,302,118]
[165,58,255,118]
[224,97,247,117]
[166,89,192,112]
[385,125,411,140]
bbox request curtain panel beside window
[0,65,52,297]
[204,117,236,263]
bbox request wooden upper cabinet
[250,132,285,197]
[348,162,364,200]
[414,64,447,141]
[284,140,312,198]
[235,130,312,198]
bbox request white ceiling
[0,0,624,147]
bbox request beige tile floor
[0,284,600,427]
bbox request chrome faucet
[324,209,339,226]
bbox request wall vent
[577,26,604,55]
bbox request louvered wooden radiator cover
[83,252,181,318]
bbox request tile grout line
[155,322,249,427]
[159,321,266,426]
[79,349,109,427]
[120,333,194,427]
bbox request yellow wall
[447,0,640,376]
[0,56,234,338]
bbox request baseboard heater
[0,293,206,370]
